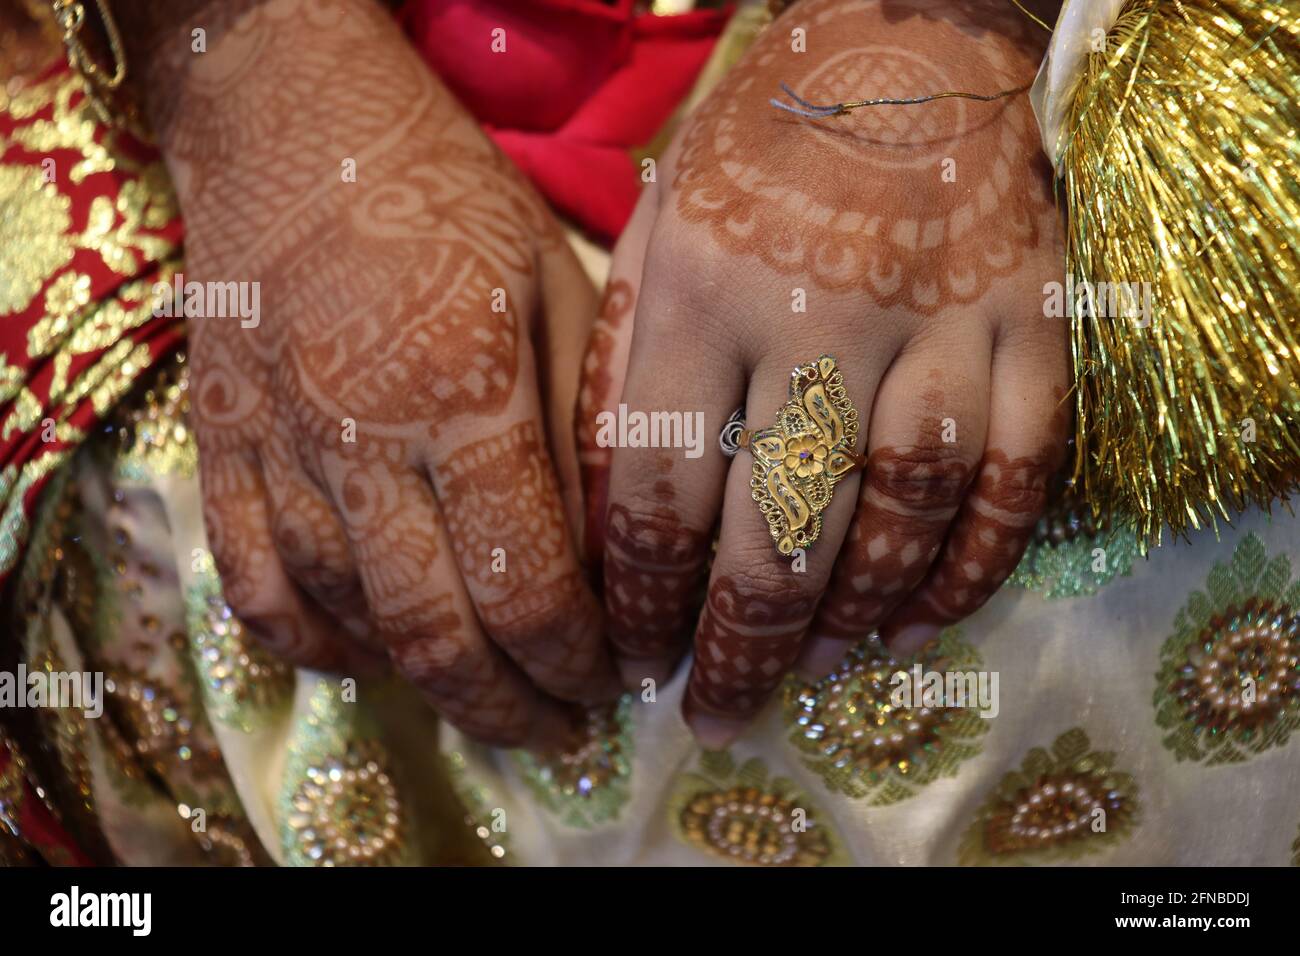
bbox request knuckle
[207,549,271,620]
[491,595,570,645]
[233,607,338,671]
[867,441,975,513]
[604,501,709,574]
[282,561,355,602]
[710,559,822,626]
[645,221,733,306]
[388,634,471,687]
[484,574,597,651]
[369,592,463,649]
[225,589,279,623]
[976,452,1053,517]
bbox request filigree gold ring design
[721,355,862,556]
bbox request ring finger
[683,346,886,748]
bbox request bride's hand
[579,0,1069,747]
[126,0,619,749]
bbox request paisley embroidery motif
[512,696,633,828]
[278,680,409,866]
[1154,533,1300,765]
[669,751,848,866]
[959,728,1139,865]
[784,630,989,804]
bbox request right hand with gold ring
[578,0,1070,748]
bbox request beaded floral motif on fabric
[784,629,990,804]
[1154,533,1300,765]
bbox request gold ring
[741,355,862,556]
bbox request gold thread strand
[771,81,1031,118]
[1007,0,1052,33]
[1060,0,1300,545]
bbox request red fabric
[401,0,732,243]
[0,61,184,593]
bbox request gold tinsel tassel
[1061,0,1300,544]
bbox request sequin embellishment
[784,630,989,803]
[279,681,408,866]
[184,553,292,732]
[513,695,633,828]
[1008,476,1137,599]
[1154,533,1300,765]
[444,750,509,863]
[669,751,847,866]
[959,728,1139,865]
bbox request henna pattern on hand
[815,437,975,636]
[603,502,711,661]
[671,0,1052,312]
[577,277,637,563]
[130,0,601,740]
[885,446,1059,631]
[380,595,533,748]
[435,422,608,697]
[687,574,820,718]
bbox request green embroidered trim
[668,751,849,866]
[444,750,509,863]
[783,629,990,804]
[1154,533,1300,765]
[183,553,292,732]
[512,695,633,828]
[277,679,410,866]
[1008,522,1139,599]
[958,727,1140,866]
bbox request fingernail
[885,623,941,656]
[527,705,585,755]
[346,645,389,679]
[795,637,857,681]
[617,655,677,693]
[687,711,749,750]
[581,668,626,705]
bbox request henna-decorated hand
[579,0,1070,747]
[125,0,619,748]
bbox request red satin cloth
[0,64,184,595]
[400,0,732,243]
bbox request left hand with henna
[118,0,620,750]
[579,0,1071,748]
